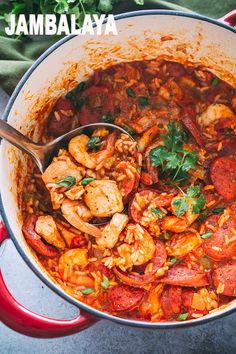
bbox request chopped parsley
[101,274,110,290]
[149,122,198,183]
[172,185,206,217]
[177,313,188,321]
[170,257,177,265]
[81,178,94,186]
[101,112,114,123]
[211,77,219,86]
[81,288,94,295]
[56,176,76,188]
[126,88,136,97]
[201,232,213,240]
[151,208,164,218]
[212,207,225,215]
[75,81,85,94]
[87,136,101,150]
[139,96,149,106]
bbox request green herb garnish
[81,178,94,186]
[151,208,164,218]
[87,136,101,150]
[65,91,75,102]
[126,88,136,97]
[149,122,198,183]
[211,77,219,86]
[172,185,206,217]
[81,288,94,295]
[75,81,85,94]
[170,258,177,265]
[212,207,225,215]
[139,96,149,106]
[177,313,188,321]
[101,274,110,290]
[101,113,114,123]
[56,176,76,188]
[201,232,213,239]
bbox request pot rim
[1,10,236,329]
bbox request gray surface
[0,88,235,354]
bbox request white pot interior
[0,12,236,325]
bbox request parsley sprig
[172,185,206,217]
[149,122,198,183]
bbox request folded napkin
[0,0,235,94]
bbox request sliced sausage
[210,156,236,200]
[116,162,140,203]
[203,214,236,261]
[22,215,59,258]
[212,262,236,296]
[161,265,209,287]
[180,107,204,146]
[47,98,76,137]
[114,240,167,286]
[108,284,146,312]
[160,286,182,319]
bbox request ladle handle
[0,119,37,156]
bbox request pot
[0,10,236,338]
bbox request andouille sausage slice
[114,240,167,286]
[22,215,59,258]
[160,286,182,319]
[212,262,236,296]
[180,107,204,146]
[210,156,236,200]
[108,284,146,312]
[203,214,236,261]
[161,265,209,287]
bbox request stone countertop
[0,88,235,354]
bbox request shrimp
[68,132,116,171]
[58,248,94,287]
[42,159,83,185]
[115,224,156,270]
[93,132,116,169]
[197,103,235,127]
[35,215,66,250]
[61,198,102,238]
[162,195,202,233]
[96,213,129,250]
[68,134,96,169]
[84,179,124,218]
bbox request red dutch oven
[0,10,236,337]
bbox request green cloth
[0,0,235,94]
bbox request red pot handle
[218,10,236,27]
[0,221,97,338]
